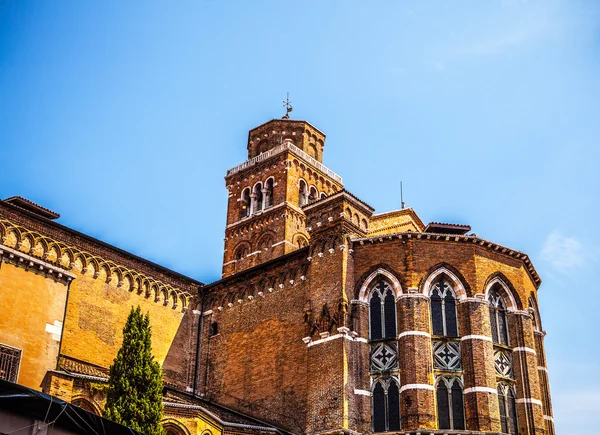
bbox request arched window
[372,379,401,432]
[264,178,274,209]
[320,192,327,200]
[235,245,248,261]
[369,281,397,340]
[299,180,308,206]
[498,383,518,434]
[430,280,458,337]
[436,376,465,430]
[489,288,509,345]
[240,188,250,218]
[309,186,318,204]
[252,183,263,214]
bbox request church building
[0,117,553,435]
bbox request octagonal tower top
[247,119,326,162]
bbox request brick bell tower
[222,117,344,278]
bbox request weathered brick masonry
[0,117,554,435]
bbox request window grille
[0,344,21,383]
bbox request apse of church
[0,116,554,435]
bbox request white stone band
[464,387,498,395]
[537,366,548,373]
[354,389,371,397]
[398,331,431,339]
[398,384,435,394]
[544,415,554,422]
[516,398,543,406]
[513,347,536,355]
[461,335,492,342]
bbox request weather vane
[282,92,293,119]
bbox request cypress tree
[103,306,165,435]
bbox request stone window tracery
[436,376,465,430]
[498,383,518,434]
[368,279,400,432]
[433,341,461,371]
[372,378,401,432]
[430,280,458,337]
[489,288,509,346]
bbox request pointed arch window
[369,281,397,340]
[308,186,318,204]
[436,376,465,430]
[372,378,401,432]
[498,383,518,434]
[489,288,509,346]
[430,280,458,337]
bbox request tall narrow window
[299,180,308,206]
[369,281,397,340]
[252,183,263,213]
[489,288,509,345]
[368,279,400,432]
[436,377,465,430]
[372,379,401,432]
[430,280,458,337]
[240,188,251,218]
[308,186,318,204]
[264,178,274,209]
[498,383,518,434]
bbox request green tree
[103,306,165,435]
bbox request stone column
[458,295,502,432]
[397,289,436,430]
[534,329,555,435]
[508,311,545,435]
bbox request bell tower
[222,118,344,278]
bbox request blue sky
[1,1,598,431]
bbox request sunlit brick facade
[0,118,553,435]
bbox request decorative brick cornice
[352,231,542,288]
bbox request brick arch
[357,266,403,302]
[483,272,521,311]
[420,263,470,300]
[71,396,102,415]
[161,418,191,435]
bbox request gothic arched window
[299,180,308,206]
[436,376,465,430]
[498,383,518,434]
[369,281,397,341]
[430,280,458,337]
[372,378,401,432]
[240,188,251,218]
[489,288,509,346]
[264,178,274,209]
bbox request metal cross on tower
[282,93,293,119]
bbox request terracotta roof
[2,196,60,220]
[302,189,374,213]
[163,388,288,433]
[424,222,471,235]
[58,355,109,379]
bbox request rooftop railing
[226,141,343,184]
